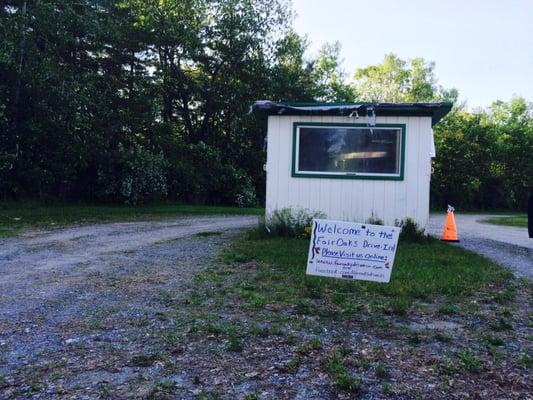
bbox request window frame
[291,122,406,181]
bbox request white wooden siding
[265,115,434,229]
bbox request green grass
[457,350,483,373]
[222,231,511,311]
[0,202,263,237]
[479,215,528,228]
[324,350,363,393]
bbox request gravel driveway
[428,214,532,279]
[0,215,257,399]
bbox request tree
[353,53,457,103]
[269,31,316,102]
[432,111,498,208]
[489,97,533,208]
[309,42,356,102]
[2,1,529,211]
[431,97,533,210]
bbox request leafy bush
[265,207,326,237]
[396,217,432,243]
[98,144,168,205]
[233,171,257,208]
[164,141,257,207]
[366,212,384,225]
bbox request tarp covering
[251,100,453,126]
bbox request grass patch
[482,334,504,347]
[324,350,363,393]
[490,317,513,332]
[435,331,452,343]
[374,361,389,379]
[517,351,532,368]
[492,284,516,303]
[437,304,460,316]
[221,230,511,313]
[227,327,244,352]
[457,350,483,373]
[0,202,262,237]
[385,297,411,316]
[129,353,160,367]
[479,215,527,228]
[195,231,223,237]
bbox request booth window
[293,123,405,180]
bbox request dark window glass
[297,126,401,175]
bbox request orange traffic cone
[442,205,459,242]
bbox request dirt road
[0,216,257,399]
[428,214,532,279]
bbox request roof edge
[251,100,453,126]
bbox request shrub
[98,144,168,205]
[164,141,257,207]
[396,218,432,243]
[366,212,384,225]
[233,171,257,208]
[265,207,326,237]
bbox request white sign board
[306,219,400,283]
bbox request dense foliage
[432,98,533,210]
[0,0,308,205]
[1,2,531,209]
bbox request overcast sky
[291,0,533,109]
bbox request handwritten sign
[306,219,400,283]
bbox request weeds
[50,372,63,381]
[493,284,516,303]
[249,324,270,337]
[438,304,460,315]
[408,333,421,346]
[517,351,532,368]
[324,351,363,393]
[396,218,431,243]
[227,328,243,352]
[206,323,226,336]
[366,213,384,225]
[386,297,411,316]
[310,337,322,350]
[265,207,325,237]
[374,361,389,378]
[129,353,160,367]
[482,335,504,347]
[97,382,111,399]
[439,358,458,375]
[382,382,394,395]
[281,356,302,374]
[195,231,222,237]
[490,317,513,332]
[355,355,371,371]
[435,331,452,343]
[270,323,283,336]
[457,350,482,373]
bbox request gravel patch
[0,216,257,399]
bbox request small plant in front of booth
[396,217,432,243]
[365,212,384,225]
[265,207,325,238]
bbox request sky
[291,0,533,109]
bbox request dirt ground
[0,216,531,399]
[0,216,257,399]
